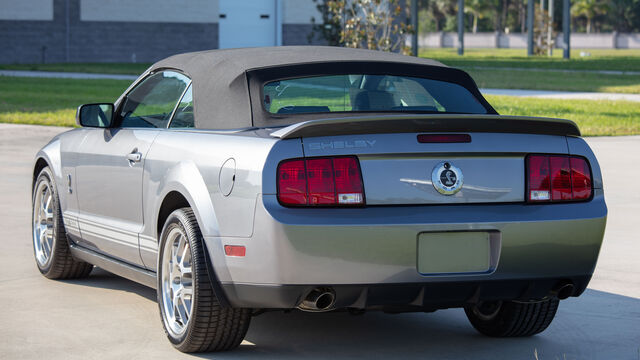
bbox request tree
[309,0,343,45]
[311,0,414,54]
[465,0,491,33]
[533,6,556,55]
[607,0,640,32]
[419,0,456,32]
[572,0,609,33]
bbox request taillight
[277,156,364,206]
[277,159,307,205]
[570,157,592,200]
[527,154,592,203]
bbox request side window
[169,85,194,128]
[119,71,190,128]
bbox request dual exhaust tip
[553,281,575,300]
[297,287,336,312]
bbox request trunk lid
[270,114,574,205]
[298,131,569,205]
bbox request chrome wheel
[33,178,54,267]
[161,226,194,337]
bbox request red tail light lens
[550,156,572,200]
[527,154,592,203]
[277,159,307,205]
[277,156,364,206]
[570,157,592,200]
[307,158,336,205]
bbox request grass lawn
[0,62,150,75]
[0,76,131,127]
[487,95,640,136]
[421,48,640,72]
[467,68,640,94]
[1,76,638,136]
[421,48,640,94]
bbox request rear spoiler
[269,114,580,139]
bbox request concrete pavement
[0,70,138,80]
[0,123,638,359]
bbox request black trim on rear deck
[269,114,581,139]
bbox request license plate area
[417,231,501,275]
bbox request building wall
[282,0,323,45]
[0,0,65,63]
[80,0,218,23]
[282,0,318,24]
[0,0,54,20]
[0,0,325,64]
[0,0,219,64]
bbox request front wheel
[157,208,251,353]
[32,166,93,279]
[464,298,559,337]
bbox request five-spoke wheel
[161,226,194,337]
[157,207,251,352]
[31,166,93,279]
[33,178,55,267]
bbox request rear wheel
[464,298,559,337]
[157,207,251,352]
[32,166,93,279]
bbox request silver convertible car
[32,46,607,352]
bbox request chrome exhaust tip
[553,282,575,300]
[297,288,336,312]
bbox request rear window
[262,74,487,115]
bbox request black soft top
[148,46,492,129]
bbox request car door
[74,70,191,266]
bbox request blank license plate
[417,232,490,274]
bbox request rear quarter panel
[139,130,284,270]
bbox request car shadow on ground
[59,266,157,301]
[57,268,639,360]
[199,290,639,360]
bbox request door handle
[127,151,142,163]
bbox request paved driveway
[0,124,637,360]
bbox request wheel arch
[33,138,63,195]
[156,191,191,239]
[152,162,230,308]
[151,161,221,240]
[33,157,50,191]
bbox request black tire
[157,207,251,353]
[464,298,559,337]
[32,166,93,279]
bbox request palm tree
[572,0,609,33]
[465,0,490,33]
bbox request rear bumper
[205,190,607,309]
[221,276,592,310]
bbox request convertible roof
[149,46,450,129]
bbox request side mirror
[76,103,114,128]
